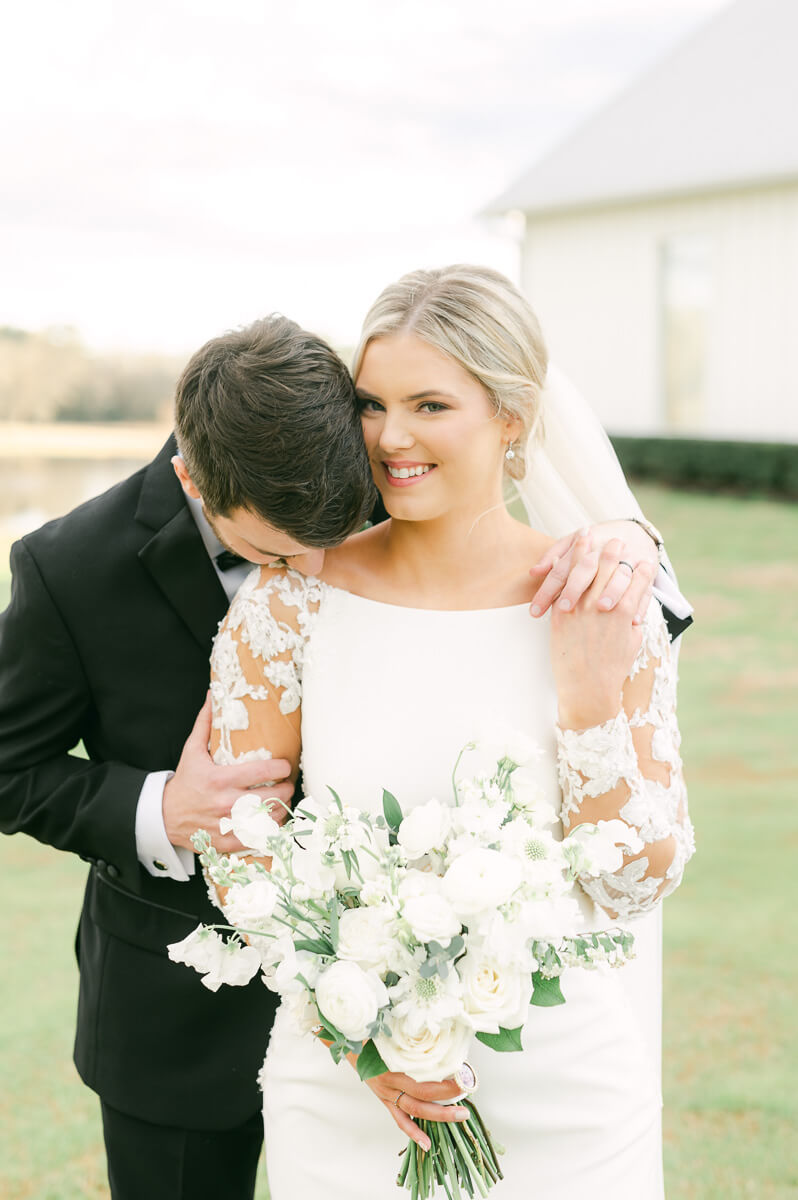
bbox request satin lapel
[135,437,229,651]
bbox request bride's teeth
[387,464,432,479]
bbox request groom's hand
[529,520,657,623]
[162,694,293,854]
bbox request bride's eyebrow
[356,388,457,402]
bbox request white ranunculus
[223,877,279,929]
[508,769,554,823]
[442,849,522,918]
[375,1014,472,1083]
[336,905,398,975]
[315,961,388,1041]
[220,793,282,854]
[457,951,530,1034]
[397,799,451,861]
[401,894,462,947]
[503,732,543,768]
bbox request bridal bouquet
[169,734,638,1199]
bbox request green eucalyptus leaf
[382,788,404,832]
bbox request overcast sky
[0,0,728,354]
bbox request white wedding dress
[210,569,694,1200]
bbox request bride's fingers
[530,549,574,616]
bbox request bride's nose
[377,409,414,453]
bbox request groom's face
[172,455,325,576]
[207,505,325,576]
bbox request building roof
[487,0,798,216]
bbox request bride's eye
[357,394,383,413]
[419,400,449,413]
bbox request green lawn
[1,486,796,1198]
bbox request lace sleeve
[209,566,324,770]
[556,601,695,920]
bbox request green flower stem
[448,1122,489,1197]
[434,1125,463,1200]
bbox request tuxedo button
[96,858,107,871]
[106,864,120,879]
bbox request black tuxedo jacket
[0,436,277,1129]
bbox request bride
[209,265,694,1198]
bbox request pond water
[1,457,150,546]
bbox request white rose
[401,894,462,947]
[337,905,398,975]
[442,849,522,917]
[223,878,279,930]
[457,951,530,1034]
[315,961,388,1041]
[375,1014,472,1083]
[397,799,451,860]
[220,793,282,854]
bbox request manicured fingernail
[530,604,541,616]
[419,1135,431,1151]
[599,597,613,610]
[558,598,572,611]
[454,1108,469,1120]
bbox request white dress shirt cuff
[653,556,693,621]
[135,771,196,880]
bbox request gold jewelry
[394,1090,406,1109]
[627,516,664,565]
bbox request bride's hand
[530,522,657,621]
[551,544,656,731]
[350,1059,469,1150]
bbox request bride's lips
[380,461,437,488]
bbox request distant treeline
[0,327,183,422]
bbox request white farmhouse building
[487,0,798,441]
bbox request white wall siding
[520,182,798,441]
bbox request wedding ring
[617,560,635,573]
[394,1090,406,1109]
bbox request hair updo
[352,264,548,480]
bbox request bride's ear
[501,412,523,447]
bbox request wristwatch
[628,516,664,566]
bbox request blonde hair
[352,264,548,480]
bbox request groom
[0,315,688,1200]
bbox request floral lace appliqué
[555,601,694,919]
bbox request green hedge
[609,435,798,499]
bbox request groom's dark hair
[174,315,375,547]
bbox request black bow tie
[214,549,248,572]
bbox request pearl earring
[505,444,516,461]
